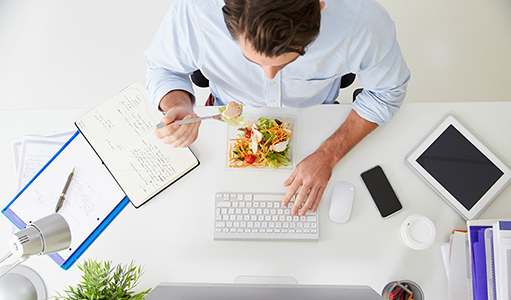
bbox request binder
[2,131,129,270]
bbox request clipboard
[2,131,129,270]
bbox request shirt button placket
[267,74,281,107]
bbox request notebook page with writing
[75,82,199,207]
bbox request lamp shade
[10,213,71,259]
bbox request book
[75,82,199,208]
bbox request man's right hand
[154,90,200,148]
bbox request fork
[156,113,222,128]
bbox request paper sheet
[13,131,75,192]
[498,238,511,300]
[448,231,473,300]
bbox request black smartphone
[361,165,402,218]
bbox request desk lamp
[0,213,71,299]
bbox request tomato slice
[245,130,252,139]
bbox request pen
[55,167,75,213]
[395,282,413,296]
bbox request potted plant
[53,259,151,299]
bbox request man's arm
[144,0,203,109]
[282,109,378,216]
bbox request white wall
[0,0,510,111]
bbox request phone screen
[361,165,402,218]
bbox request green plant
[54,259,152,300]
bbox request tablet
[406,114,511,220]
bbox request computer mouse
[329,181,355,224]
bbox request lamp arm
[0,257,28,278]
[0,251,12,264]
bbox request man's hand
[282,149,334,216]
[281,109,379,215]
[155,107,200,147]
[154,90,200,148]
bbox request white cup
[400,214,436,250]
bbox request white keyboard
[214,192,319,241]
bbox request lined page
[76,82,198,206]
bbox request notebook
[75,81,200,208]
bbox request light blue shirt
[144,0,410,125]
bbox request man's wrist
[158,90,194,112]
[314,141,343,169]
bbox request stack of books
[444,219,511,300]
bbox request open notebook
[75,81,199,208]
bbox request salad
[229,117,292,169]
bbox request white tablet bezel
[406,114,511,220]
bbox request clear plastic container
[226,114,296,170]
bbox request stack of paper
[442,219,511,300]
[493,221,511,300]
[443,230,473,300]
[12,131,75,192]
[466,219,511,300]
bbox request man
[144,0,410,216]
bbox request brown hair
[222,0,321,57]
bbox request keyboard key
[254,194,282,201]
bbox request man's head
[223,0,324,79]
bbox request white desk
[1,102,510,298]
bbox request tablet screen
[416,125,504,211]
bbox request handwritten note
[75,82,198,207]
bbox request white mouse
[329,181,355,224]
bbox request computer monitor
[145,282,384,300]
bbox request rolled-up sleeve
[347,0,411,125]
[144,0,203,108]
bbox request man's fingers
[159,114,199,147]
[300,186,319,216]
[173,120,200,147]
[282,179,300,208]
[291,184,310,215]
[163,109,179,122]
[281,169,299,206]
[283,169,297,187]
[310,186,326,212]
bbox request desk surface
[1,102,510,298]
